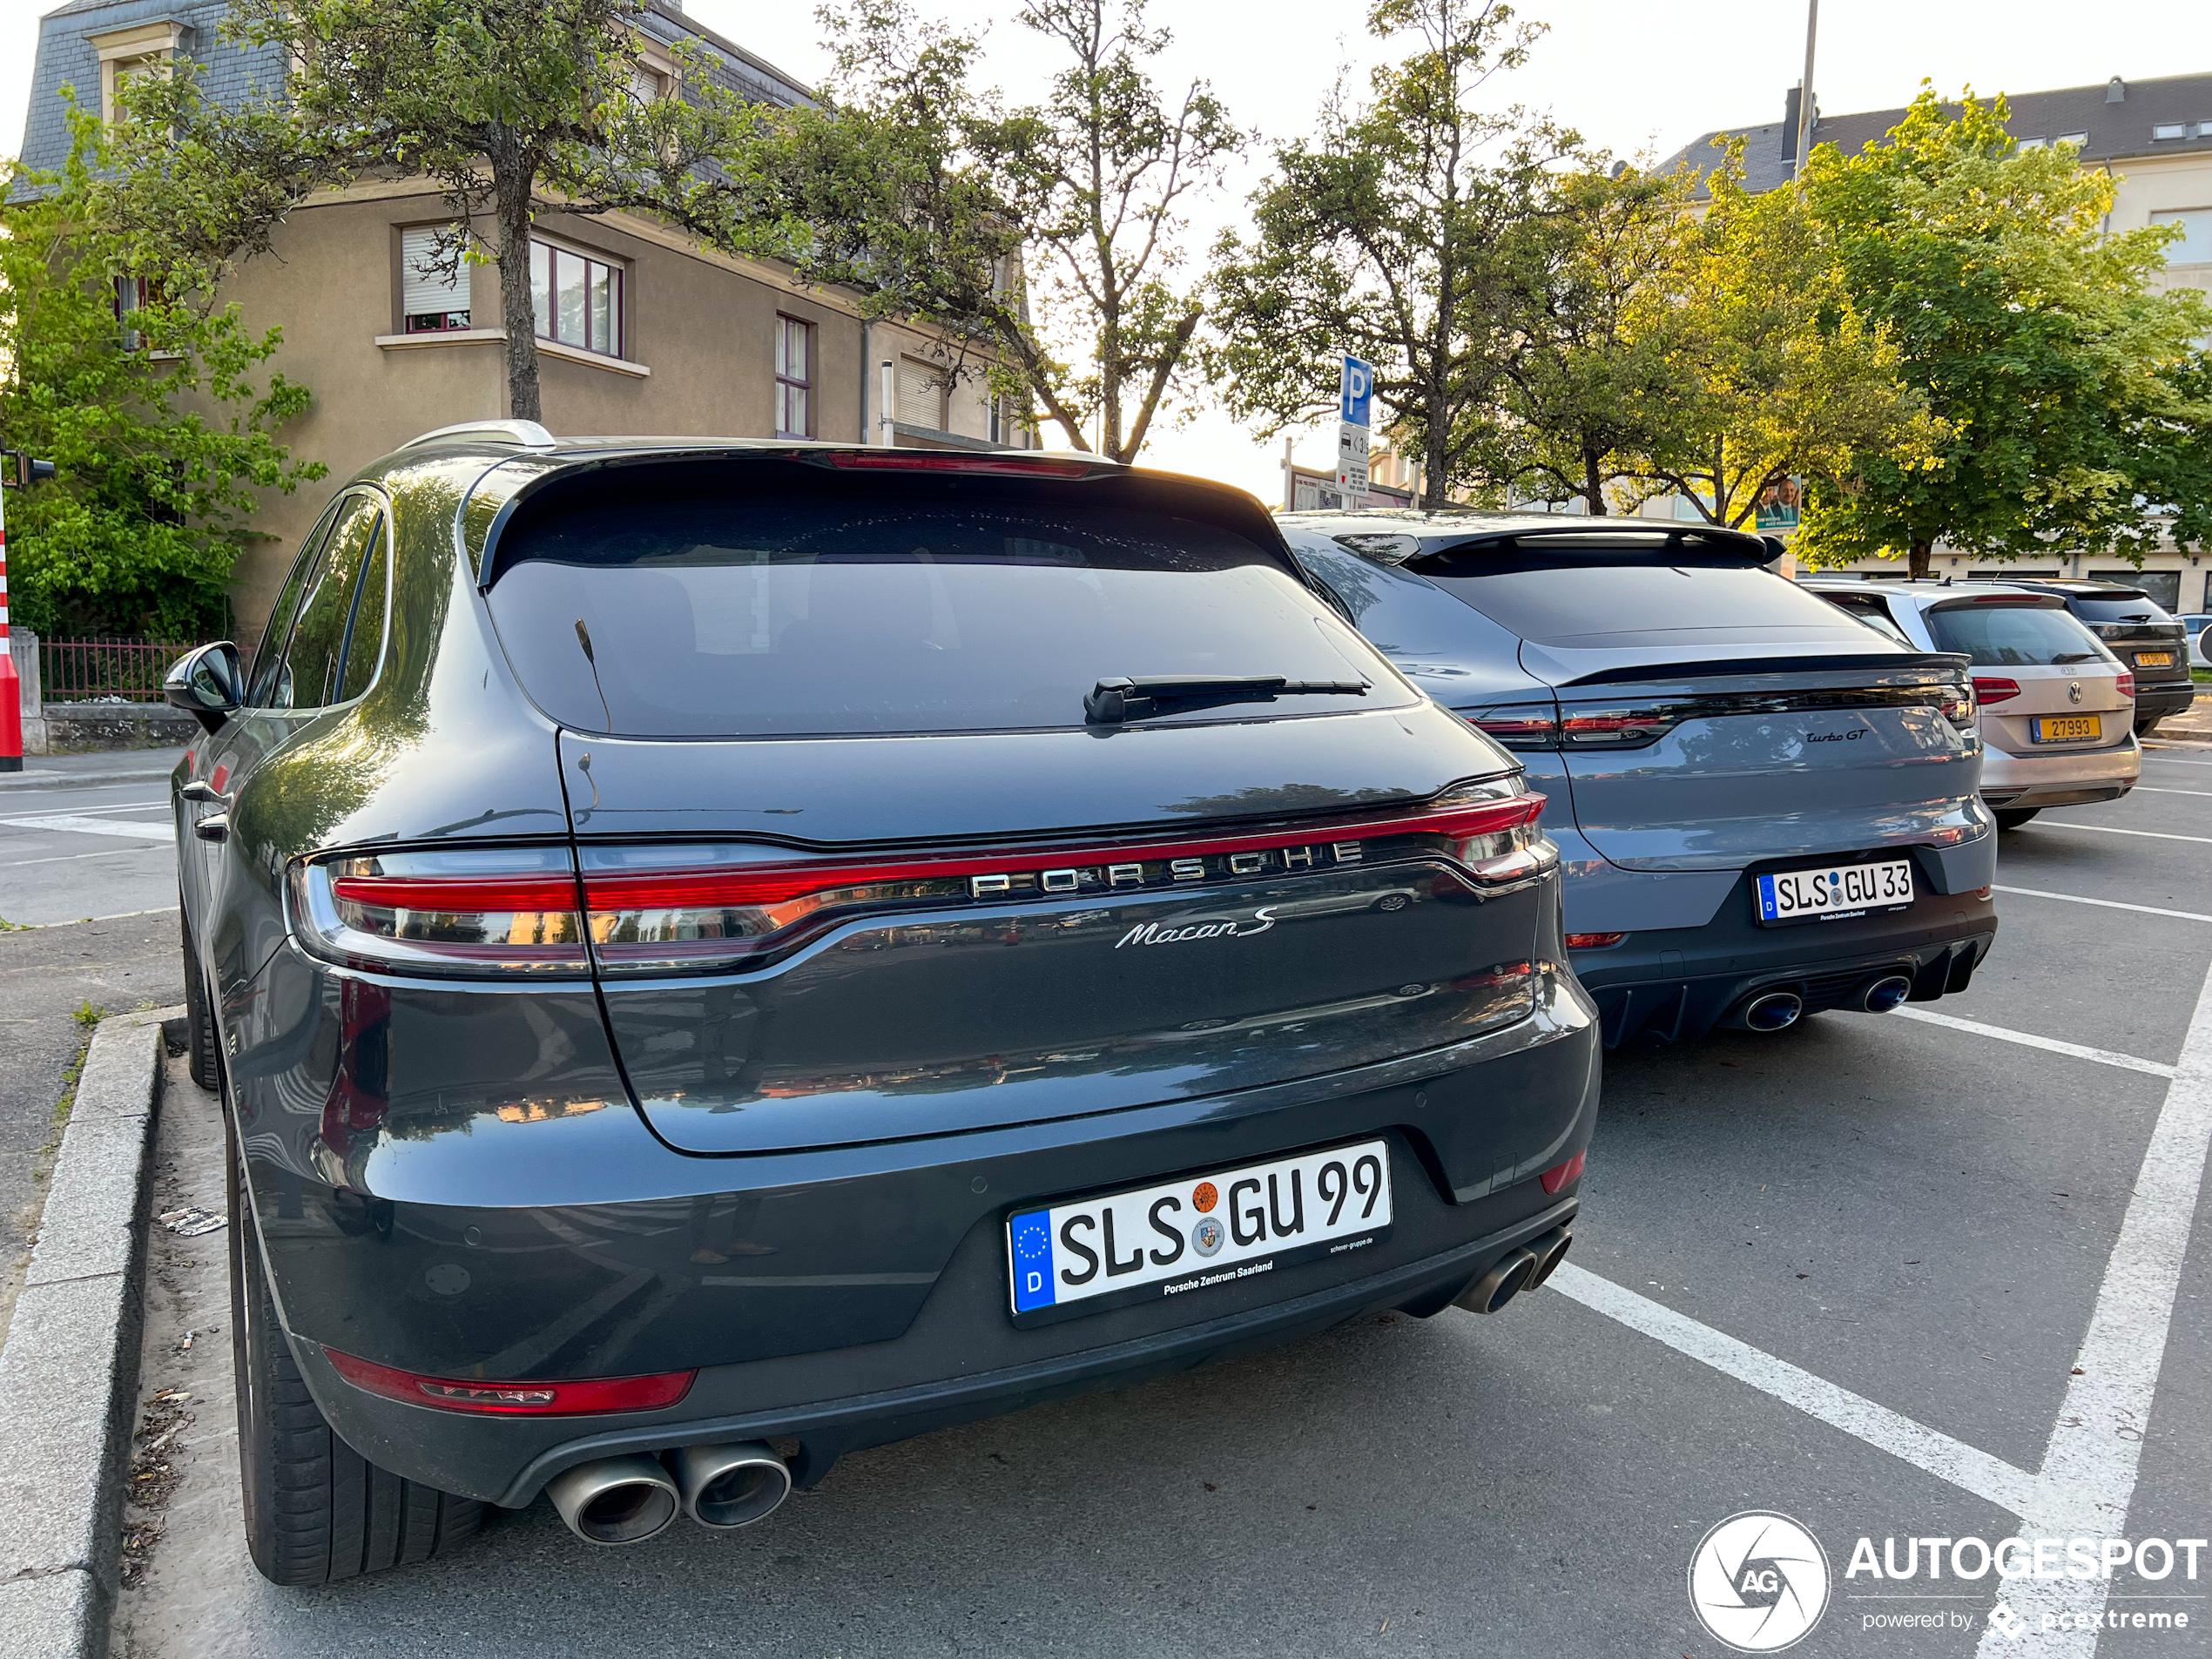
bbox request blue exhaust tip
[1743,991,1803,1032]
[1863,974,1913,1013]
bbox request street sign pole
[1336,355,1373,499]
[0,462,20,771]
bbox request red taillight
[2115,672,2134,699]
[328,873,579,912]
[325,1349,695,1415]
[1539,1150,1585,1195]
[825,451,1095,477]
[1563,933,1627,950]
[1972,677,2020,705]
[290,850,589,977]
[1468,711,1559,748]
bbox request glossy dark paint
[179,439,1603,1507]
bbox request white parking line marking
[2026,821,2212,846]
[0,798,168,818]
[1890,1007,2177,1079]
[0,814,173,842]
[2132,786,2212,798]
[1993,884,2212,926]
[1547,1264,2041,1517]
[1973,957,2212,1653]
[0,847,162,869]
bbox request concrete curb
[0,1008,179,1659]
[0,768,179,794]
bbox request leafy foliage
[0,97,323,640]
[1796,88,2212,573]
[1208,0,1568,506]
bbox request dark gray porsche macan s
[164,424,1600,1583]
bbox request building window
[88,21,184,123]
[2151,123,2187,141]
[400,225,470,334]
[774,316,813,438]
[2151,208,2211,266]
[896,357,943,430]
[2056,132,2088,146]
[114,275,153,350]
[2016,138,2047,152]
[530,239,624,358]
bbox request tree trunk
[1583,449,1607,516]
[489,133,543,425]
[1908,538,1933,579]
[1423,386,1449,510]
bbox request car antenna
[573,619,614,732]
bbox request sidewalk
[0,750,187,792]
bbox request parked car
[165,426,1600,1584]
[1802,579,2139,829]
[1994,579,2195,737]
[2178,612,2212,670]
[1276,513,1997,1050]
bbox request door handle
[180,780,224,803]
[192,814,230,843]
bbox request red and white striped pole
[0,460,20,772]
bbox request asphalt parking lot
[6,746,2204,1658]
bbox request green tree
[229,0,796,423]
[0,102,323,638]
[1628,155,1937,530]
[1208,0,1568,507]
[1453,163,1690,515]
[1797,88,2212,576]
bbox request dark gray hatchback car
[165,426,1599,1582]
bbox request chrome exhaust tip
[1742,990,1804,1032]
[1860,974,1913,1014]
[1455,1246,1539,1314]
[674,1441,792,1530]
[546,1454,680,1546]
[1525,1227,1573,1290]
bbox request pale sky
[3,0,2205,500]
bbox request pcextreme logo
[1689,1512,1832,1652]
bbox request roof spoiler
[400,419,556,452]
[1924,592,2066,613]
[1559,651,1971,687]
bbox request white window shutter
[897,360,940,429]
[401,226,467,318]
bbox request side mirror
[165,642,245,733]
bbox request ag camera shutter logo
[1689,1512,1831,1652]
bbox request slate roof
[1656,70,2212,194]
[15,0,815,170]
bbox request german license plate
[1006,1140,1393,1326]
[2033,714,2102,743]
[2135,652,2173,668]
[1754,859,1914,927]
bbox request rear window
[485,472,1405,737]
[1925,604,2107,667]
[2070,593,2167,624]
[1816,593,1914,646]
[1409,550,1869,647]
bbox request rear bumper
[1569,860,1998,1047]
[243,968,1602,1505]
[2133,681,2196,721]
[1979,732,2140,807]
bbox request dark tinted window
[1817,592,1914,645]
[1925,604,2107,667]
[248,502,342,705]
[273,498,386,710]
[1412,550,1868,647]
[2070,592,2167,624]
[486,482,1401,737]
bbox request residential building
[1656,72,2212,610]
[17,0,1026,636]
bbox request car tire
[227,1109,483,1585]
[2134,717,2160,738]
[1993,808,2040,830]
[180,909,220,1092]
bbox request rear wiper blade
[1084,674,1370,724]
[2049,652,2101,664]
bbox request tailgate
[565,710,1550,1152]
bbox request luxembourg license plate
[2135,652,2173,668]
[1754,859,1914,927]
[1006,1140,1393,1326]
[2033,714,2102,743]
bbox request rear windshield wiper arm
[1085,674,1370,724]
